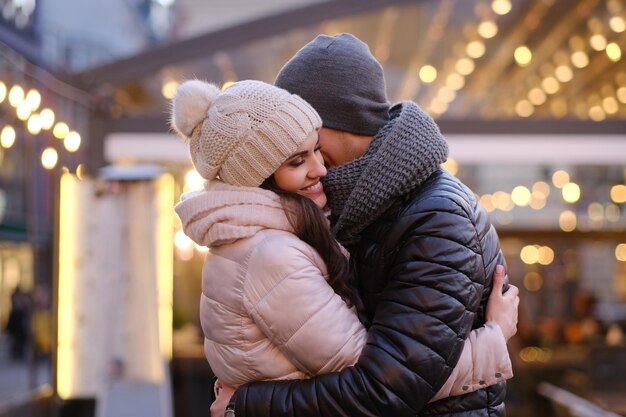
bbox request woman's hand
[210,379,236,417]
[486,265,520,341]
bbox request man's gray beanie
[275,33,390,137]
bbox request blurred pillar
[55,166,174,417]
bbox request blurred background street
[1,0,625,416]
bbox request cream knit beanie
[170,79,322,187]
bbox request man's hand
[486,265,520,341]
[210,379,236,417]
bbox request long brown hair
[261,176,362,309]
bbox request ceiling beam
[68,0,423,90]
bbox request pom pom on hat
[171,79,220,138]
[169,79,322,187]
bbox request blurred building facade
[1,1,625,416]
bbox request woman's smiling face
[273,129,328,208]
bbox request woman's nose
[310,155,327,177]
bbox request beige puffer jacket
[175,180,513,392]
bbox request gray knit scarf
[322,101,449,245]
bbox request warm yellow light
[64,131,81,152]
[605,204,620,222]
[532,181,550,198]
[492,191,514,211]
[515,99,534,117]
[478,21,498,39]
[8,85,24,107]
[555,65,574,83]
[1,126,16,148]
[221,81,235,91]
[492,0,512,15]
[589,105,606,121]
[437,86,456,103]
[552,170,570,188]
[157,174,175,359]
[57,173,78,399]
[610,16,626,33]
[16,101,32,120]
[514,46,532,66]
[528,88,547,105]
[446,73,465,90]
[611,184,626,203]
[571,51,589,68]
[562,182,581,203]
[194,243,210,253]
[53,122,70,139]
[0,82,6,103]
[520,245,539,264]
[479,194,495,212]
[602,96,619,114]
[618,87,626,104]
[39,108,55,130]
[537,246,554,265]
[529,194,546,210]
[161,79,179,99]
[589,34,607,51]
[466,40,486,58]
[41,147,58,170]
[429,97,448,115]
[606,42,622,61]
[588,202,604,222]
[24,88,41,111]
[184,169,205,192]
[442,157,458,175]
[511,185,531,206]
[27,114,42,135]
[419,65,437,83]
[456,58,475,75]
[550,98,568,118]
[523,272,543,292]
[76,164,86,180]
[616,243,626,262]
[559,210,577,232]
[541,77,560,94]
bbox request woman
[171,79,518,407]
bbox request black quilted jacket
[232,168,507,416]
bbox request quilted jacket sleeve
[431,321,513,401]
[231,194,489,416]
[243,236,367,376]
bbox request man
[213,33,517,417]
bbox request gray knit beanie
[275,33,390,136]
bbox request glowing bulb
[53,122,70,139]
[41,147,58,170]
[419,65,437,83]
[514,46,532,66]
[8,85,24,107]
[64,131,81,152]
[0,82,6,103]
[562,182,581,203]
[552,170,570,188]
[39,108,55,130]
[27,114,42,135]
[1,126,16,148]
[25,88,41,111]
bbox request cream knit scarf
[175,180,293,247]
[322,101,449,245]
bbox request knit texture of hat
[275,33,390,136]
[170,79,322,187]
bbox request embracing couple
[173,33,520,417]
